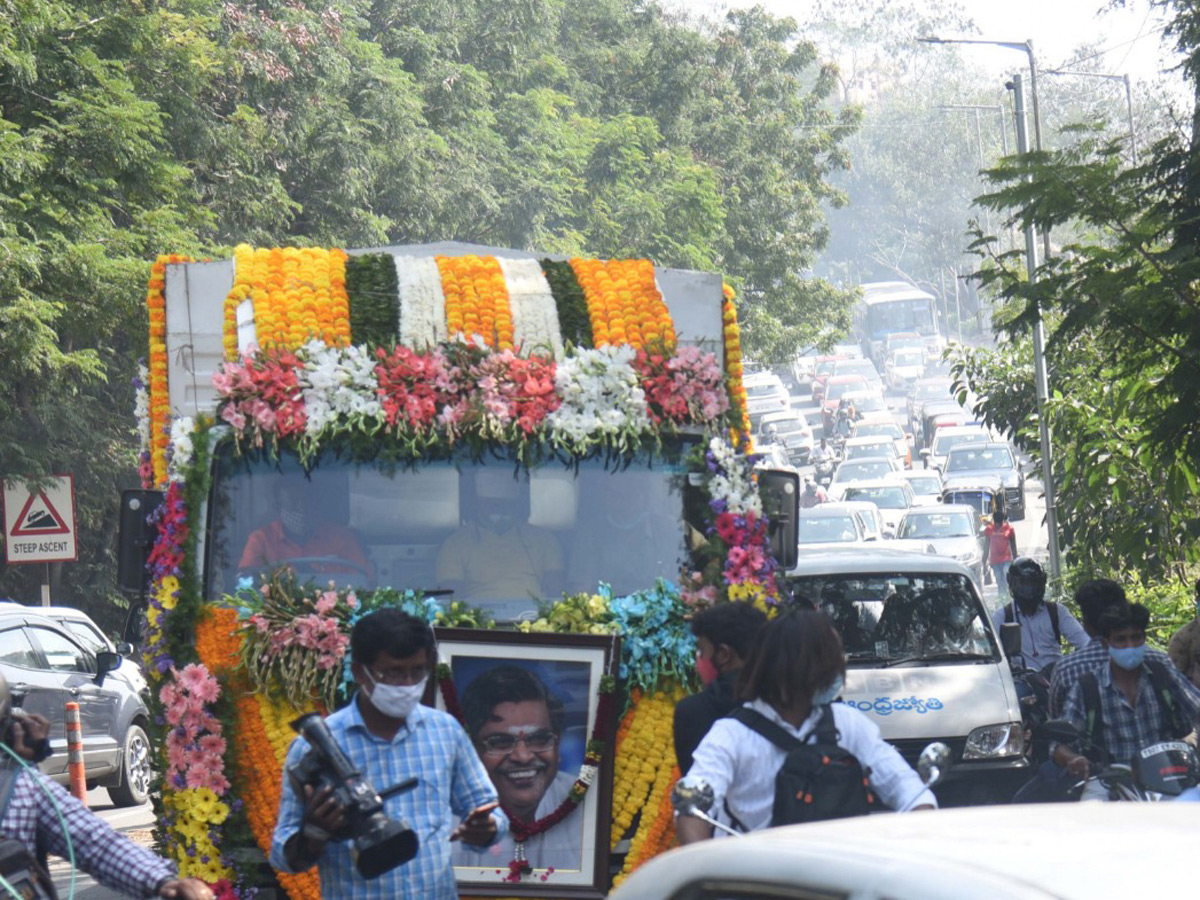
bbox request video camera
[287,713,419,879]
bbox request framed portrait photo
[434,628,619,898]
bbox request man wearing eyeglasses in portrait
[452,665,583,870]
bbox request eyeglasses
[367,666,428,687]
[478,730,558,756]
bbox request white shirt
[991,602,1089,671]
[452,771,584,871]
[685,698,936,833]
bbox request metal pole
[1010,74,1063,578]
[1123,74,1138,164]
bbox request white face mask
[364,672,427,720]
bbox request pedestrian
[271,608,506,899]
[1168,578,1200,690]
[983,510,1017,596]
[0,673,212,900]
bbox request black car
[0,608,151,806]
[941,442,1026,521]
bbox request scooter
[814,455,837,488]
[1036,718,1200,802]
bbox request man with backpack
[675,609,934,843]
[990,557,1088,674]
[1053,603,1200,800]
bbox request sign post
[2,477,78,606]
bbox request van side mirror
[117,489,164,595]
[1000,622,1022,658]
[95,650,122,687]
[758,469,799,570]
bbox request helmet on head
[1007,557,1046,605]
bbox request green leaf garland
[540,259,593,349]
[346,253,400,346]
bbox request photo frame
[434,628,620,898]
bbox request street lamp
[919,35,1064,579]
[1043,68,1137,163]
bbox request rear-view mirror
[1036,718,1082,744]
[758,469,799,570]
[95,650,122,687]
[1000,622,1022,658]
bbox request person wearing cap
[0,672,212,900]
[799,478,827,509]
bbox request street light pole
[920,35,1064,578]
[1009,74,1063,579]
[1043,68,1138,164]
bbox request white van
[921,424,989,474]
[786,549,1028,806]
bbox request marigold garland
[147,254,194,487]
[609,688,679,856]
[569,258,676,350]
[722,286,751,446]
[436,254,515,350]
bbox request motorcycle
[1036,718,1200,802]
[814,455,837,488]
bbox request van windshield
[205,442,693,622]
[932,431,988,456]
[787,572,997,662]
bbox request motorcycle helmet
[1132,741,1200,796]
[1007,556,1047,605]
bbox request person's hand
[450,801,499,845]
[302,784,347,846]
[158,877,215,900]
[10,712,50,761]
[1064,755,1090,780]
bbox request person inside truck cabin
[238,474,373,580]
[435,468,564,601]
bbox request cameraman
[0,673,211,900]
[271,609,507,899]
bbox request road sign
[3,476,78,563]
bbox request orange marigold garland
[436,254,515,350]
[147,254,194,487]
[722,284,751,447]
[569,258,676,350]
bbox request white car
[609,804,1195,900]
[743,371,789,429]
[897,469,943,505]
[841,434,907,470]
[797,502,871,549]
[758,410,814,466]
[886,347,927,393]
[921,424,990,474]
[892,504,986,586]
[849,419,911,467]
[828,456,904,500]
[840,479,916,535]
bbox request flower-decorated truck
[131,242,798,899]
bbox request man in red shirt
[983,510,1017,597]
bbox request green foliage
[0,0,856,614]
[346,254,400,346]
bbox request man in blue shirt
[271,609,507,900]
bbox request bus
[855,281,945,365]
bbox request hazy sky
[668,0,1180,83]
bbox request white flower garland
[707,435,762,516]
[395,255,448,350]
[168,416,196,482]
[135,362,151,458]
[547,346,650,450]
[301,340,384,438]
[497,257,564,359]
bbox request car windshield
[769,418,807,435]
[846,441,894,459]
[815,359,841,376]
[946,447,1015,472]
[787,572,997,661]
[915,381,951,401]
[206,441,693,622]
[943,491,996,517]
[856,423,902,440]
[843,486,910,508]
[932,431,988,456]
[899,512,975,539]
[904,475,942,494]
[834,460,892,481]
[799,516,859,544]
[893,350,924,367]
[847,394,886,413]
[745,381,781,398]
[827,379,867,401]
[837,361,878,379]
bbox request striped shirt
[0,764,174,896]
[1049,639,1176,717]
[1060,654,1200,766]
[270,697,507,900]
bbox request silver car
[891,504,986,586]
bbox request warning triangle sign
[11,490,70,536]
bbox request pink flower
[198,734,227,757]
[314,591,338,615]
[178,664,220,703]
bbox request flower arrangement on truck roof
[131,242,799,900]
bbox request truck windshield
[205,442,694,622]
[787,572,997,662]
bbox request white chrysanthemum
[302,343,383,437]
[167,416,196,481]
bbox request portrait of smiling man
[452,664,585,870]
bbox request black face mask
[1016,596,1041,616]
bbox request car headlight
[963,722,1024,759]
[954,550,977,563]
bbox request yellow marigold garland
[147,254,194,487]
[222,246,352,358]
[436,254,515,350]
[569,258,676,350]
[722,285,751,446]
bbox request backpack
[730,706,875,827]
[1079,658,1189,753]
[1004,601,1062,644]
